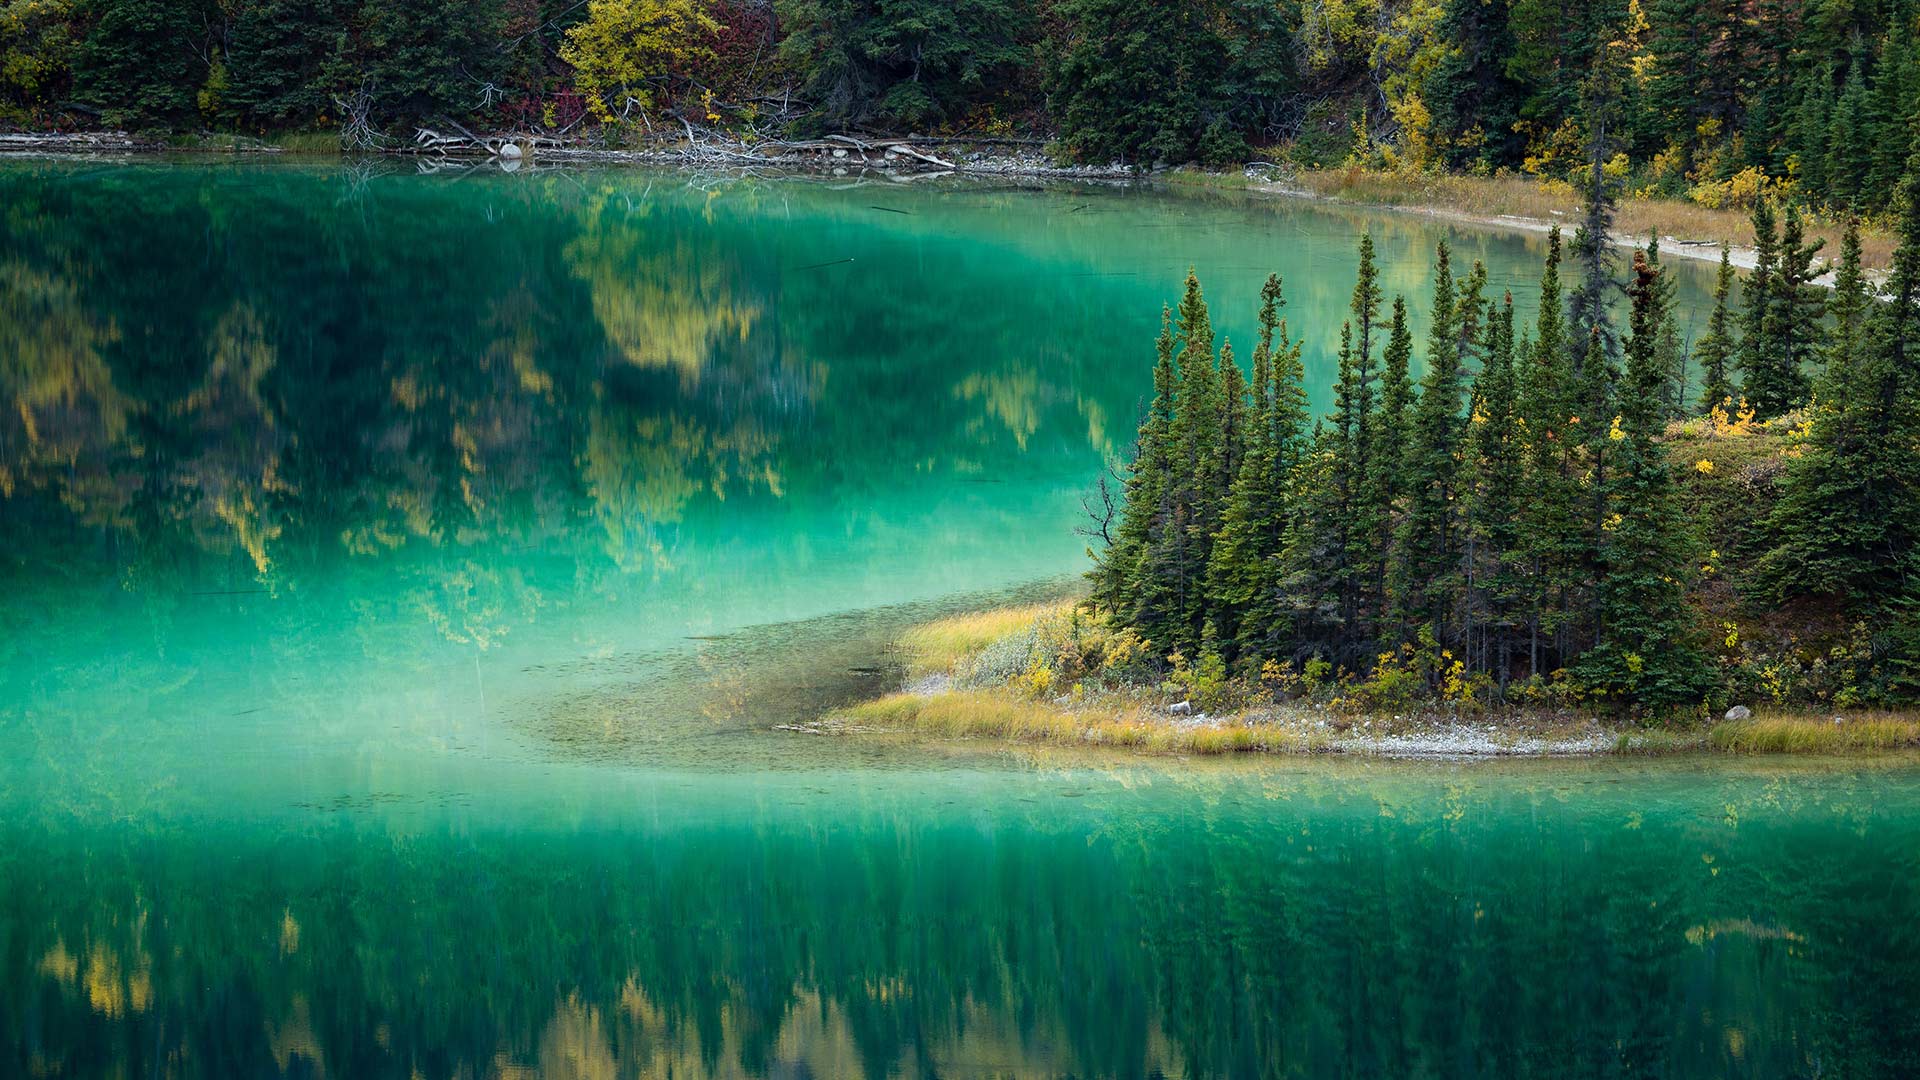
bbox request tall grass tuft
[897,602,1076,675]
[1709,716,1920,753]
[835,689,1310,755]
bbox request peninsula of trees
[1090,152,1920,712]
[3,0,1920,215]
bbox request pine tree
[1351,233,1385,376]
[1694,243,1738,413]
[1574,251,1704,707]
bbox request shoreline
[813,602,1920,760]
[6,128,1876,274]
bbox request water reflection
[5,761,1919,1078]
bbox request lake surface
[3,158,1914,1078]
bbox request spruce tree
[1340,240,1385,638]
[1376,296,1415,474]
[1750,202,1824,417]
[1464,292,1527,679]
[1517,229,1581,673]
[1694,244,1738,414]
[1368,296,1416,621]
[1201,338,1249,644]
[1575,251,1704,707]
[1760,154,1920,612]
[1571,326,1617,652]
[1738,197,1780,412]
[1645,236,1688,417]
[1569,56,1623,358]
[1825,219,1869,381]
[1394,242,1467,649]
[1094,307,1178,619]
[1212,275,1307,659]
[1146,269,1222,654]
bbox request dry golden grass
[896,601,1076,675]
[1708,715,1920,753]
[836,689,1315,755]
[1284,167,1897,269]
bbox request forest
[2,0,1919,214]
[1089,149,1920,714]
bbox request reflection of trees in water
[0,168,811,619]
[0,166,1152,603]
[4,770,1919,1079]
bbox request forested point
[1088,149,1920,715]
[2,0,1920,214]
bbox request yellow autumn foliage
[560,0,720,122]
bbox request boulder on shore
[1724,705,1753,722]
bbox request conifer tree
[1749,202,1824,417]
[1095,307,1178,620]
[1394,242,1466,649]
[1351,233,1384,376]
[1367,295,1416,619]
[1575,252,1703,707]
[1644,236,1688,417]
[1739,197,1781,411]
[1825,219,1869,381]
[1569,64,1622,358]
[1464,292,1526,679]
[1146,270,1222,654]
[1571,326,1616,648]
[1517,228,1581,673]
[1376,296,1415,475]
[1201,338,1249,644]
[1694,244,1738,414]
[1760,154,1920,612]
[1212,275,1307,659]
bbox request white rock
[497,142,523,159]
[1724,705,1753,722]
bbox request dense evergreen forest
[1090,151,1920,713]
[3,0,1919,211]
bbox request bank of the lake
[9,128,1887,272]
[826,598,1920,759]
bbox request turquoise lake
[2,158,1915,1078]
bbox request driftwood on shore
[396,120,1010,175]
[0,131,148,153]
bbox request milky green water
[3,159,1915,1078]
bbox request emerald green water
[3,159,1915,1077]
